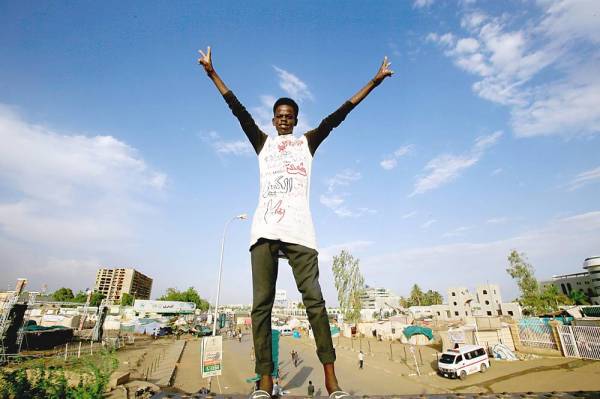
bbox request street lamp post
[212,213,247,336]
[207,213,246,394]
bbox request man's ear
[272,117,277,127]
[294,117,298,126]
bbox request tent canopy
[402,325,433,340]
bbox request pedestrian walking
[307,381,315,398]
[358,350,364,369]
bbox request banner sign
[133,300,196,314]
[201,336,223,378]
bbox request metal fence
[558,325,600,360]
[518,320,558,350]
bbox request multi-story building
[447,287,476,317]
[541,256,600,305]
[448,285,522,319]
[94,268,152,304]
[360,286,400,311]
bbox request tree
[399,296,411,308]
[399,288,443,307]
[159,287,210,311]
[506,250,566,315]
[424,289,443,305]
[121,292,134,306]
[332,250,365,325]
[52,287,74,302]
[409,284,424,306]
[569,289,590,305]
[73,291,88,303]
[89,292,106,307]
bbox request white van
[280,326,293,336]
[437,345,490,380]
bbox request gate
[558,325,600,360]
[518,319,558,350]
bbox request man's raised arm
[197,46,267,154]
[198,46,230,95]
[305,57,394,155]
[348,56,394,106]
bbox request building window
[453,301,457,306]
[487,311,492,316]
[483,290,488,294]
[508,310,514,316]
[454,311,459,316]
[452,292,456,296]
[485,300,490,305]
[465,311,468,316]
[437,312,441,316]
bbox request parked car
[437,344,489,380]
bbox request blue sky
[1,0,599,305]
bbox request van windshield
[439,354,456,364]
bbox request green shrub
[0,351,117,399]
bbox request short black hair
[273,97,299,118]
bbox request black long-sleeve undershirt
[222,90,355,156]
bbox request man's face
[272,104,297,135]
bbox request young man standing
[198,46,392,398]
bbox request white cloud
[363,210,600,300]
[273,66,313,102]
[428,1,600,137]
[487,217,508,224]
[325,169,361,192]
[455,38,480,54]
[421,219,437,229]
[443,225,474,238]
[491,168,503,176]
[380,159,397,170]
[199,130,253,156]
[380,144,414,170]
[567,165,600,191]
[413,0,434,9]
[402,211,418,219]
[461,11,487,29]
[320,169,375,218]
[319,240,375,261]
[411,131,502,196]
[0,104,166,288]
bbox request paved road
[171,334,600,396]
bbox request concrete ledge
[149,392,600,398]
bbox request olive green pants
[251,239,336,375]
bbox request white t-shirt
[250,134,317,250]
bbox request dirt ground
[106,333,600,396]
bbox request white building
[447,287,476,318]
[448,285,521,319]
[541,256,600,305]
[274,289,288,308]
[360,286,400,311]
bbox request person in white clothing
[198,46,392,398]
